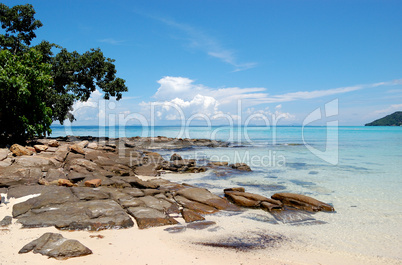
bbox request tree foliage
[0,3,128,144]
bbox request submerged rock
[271,192,335,212]
[19,232,92,259]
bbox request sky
[3,0,402,126]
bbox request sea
[50,125,402,263]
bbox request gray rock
[174,195,218,215]
[17,199,134,230]
[139,196,178,213]
[0,158,13,167]
[121,187,144,197]
[19,232,92,259]
[70,158,98,172]
[127,206,178,229]
[12,186,79,217]
[0,216,12,226]
[46,168,66,182]
[14,156,52,167]
[54,145,69,162]
[70,187,110,200]
[7,185,47,199]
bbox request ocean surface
[50,125,402,263]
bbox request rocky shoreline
[0,136,335,259]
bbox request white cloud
[98,38,125,45]
[148,16,257,72]
[374,103,402,115]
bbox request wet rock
[260,201,282,212]
[12,186,79,217]
[209,161,229,167]
[181,209,205,223]
[17,200,134,230]
[187,220,216,230]
[170,153,182,161]
[174,195,219,215]
[224,190,282,207]
[10,144,33,156]
[230,163,252,171]
[271,192,335,212]
[269,208,316,224]
[127,206,178,229]
[19,232,92,259]
[224,193,260,207]
[33,145,48,153]
[176,187,239,211]
[0,216,12,226]
[84,179,102,187]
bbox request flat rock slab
[16,199,134,230]
[70,187,110,201]
[19,232,92,259]
[127,206,178,229]
[12,186,79,217]
[0,216,12,226]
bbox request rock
[0,149,9,161]
[187,220,216,230]
[70,159,98,172]
[230,163,252,171]
[224,190,282,207]
[67,171,89,182]
[76,140,89,149]
[224,192,260,207]
[174,195,219,215]
[224,187,246,192]
[46,168,66,182]
[176,187,239,211]
[260,201,283,212]
[209,161,229,167]
[48,140,60,147]
[19,232,92,259]
[0,158,13,167]
[127,206,178,229]
[7,185,48,199]
[10,144,33,156]
[54,145,70,162]
[84,179,102,187]
[58,179,75,187]
[170,153,183,161]
[87,142,98,149]
[181,209,205,223]
[70,187,109,200]
[271,193,335,212]
[12,186,79,217]
[69,144,85,155]
[123,176,160,189]
[134,164,160,177]
[0,216,12,226]
[17,200,134,230]
[14,156,52,167]
[268,207,316,224]
[121,188,144,197]
[139,196,179,214]
[33,145,48,153]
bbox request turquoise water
[50,125,402,262]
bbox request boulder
[87,142,98,149]
[58,179,75,187]
[209,161,229,167]
[48,140,60,147]
[54,145,69,162]
[181,209,205,223]
[16,200,134,230]
[10,144,33,156]
[230,163,252,171]
[127,206,178,229]
[170,153,183,161]
[33,145,48,153]
[19,233,92,259]
[271,192,335,212]
[176,187,239,211]
[84,179,102,187]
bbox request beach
[0,126,401,264]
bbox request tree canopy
[0,3,128,144]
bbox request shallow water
[51,125,402,262]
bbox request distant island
[365,111,402,126]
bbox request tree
[0,3,128,144]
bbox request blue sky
[3,0,402,125]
